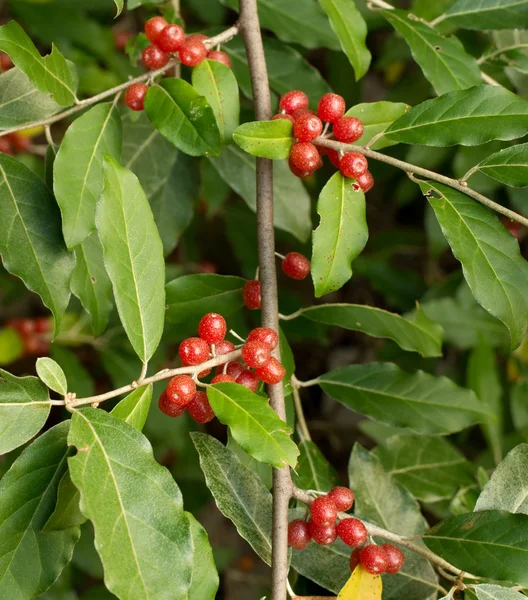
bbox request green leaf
[312,172,368,297]
[318,362,489,435]
[114,0,123,15]
[0,21,77,106]
[96,156,165,363]
[421,181,528,349]
[292,439,339,492]
[0,422,80,599]
[232,120,293,159]
[424,510,528,586]
[111,384,152,431]
[210,145,312,242]
[207,383,299,468]
[0,154,74,334]
[294,303,443,357]
[144,78,222,157]
[51,346,94,398]
[472,584,528,600]
[0,327,24,366]
[441,0,528,30]
[192,59,240,142]
[386,86,528,146]
[381,9,481,96]
[36,357,68,395]
[186,513,219,600]
[227,432,272,489]
[191,432,273,565]
[511,382,528,436]
[54,101,122,249]
[470,143,528,188]
[344,101,410,150]
[319,0,371,80]
[43,470,86,531]
[68,408,193,599]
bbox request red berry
[243,280,261,310]
[34,317,51,334]
[186,33,208,42]
[242,340,272,368]
[207,50,231,68]
[179,40,207,67]
[256,357,286,385]
[290,142,320,172]
[294,113,323,143]
[226,361,245,380]
[0,137,12,154]
[292,108,316,120]
[350,548,362,571]
[16,319,35,337]
[382,544,405,574]
[142,44,170,70]
[310,496,338,527]
[198,312,227,345]
[236,369,260,392]
[356,171,374,193]
[327,148,341,168]
[0,52,13,72]
[328,486,355,511]
[333,116,364,143]
[166,375,197,407]
[336,518,368,547]
[187,391,215,423]
[288,157,311,179]
[318,93,346,123]
[272,113,295,123]
[125,83,148,111]
[179,337,210,365]
[340,152,368,179]
[282,252,310,280]
[157,24,185,53]
[211,373,236,384]
[279,90,309,115]
[144,16,168,43]
[114,30,132,52]
[9,134,30,153]
[247,327,279,350]
[308,520,337,546]
[288,520,311,550]
[360,545,387,575]
[159,391,186,417]
[214,340,237,374]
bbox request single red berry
[34,317,51,334]
[16,318,35,337]
[279,90,309,115]
[310,496,338,527]
[288,520,311,550]
[114,29,132,52]
[328,487,355,512]
[211,373,236,384]
[198,313,227,345]
[242,340,271,368]
[290,142,320,172]
[292,108,316,120]
[159,391,186,417]
[256,357,286,385]
[247,327,279,350]
[360,545,388,575]
[166,375,197,407]
[25,336,48,355]
[349,548,362,572]
[179,40,207,67]
[0,52,13,72]
[308,520,337,546]
[356,171,374,193]
[207,50,231,68]
[327,148,341,168]
[294,113,323,143]
[226,361,245,380]
[186,33,208,42]
[288,157,311,179]
[282,252,310,280]
[215,340,236,357]
[142,44,170,70]
[179,337,210,365]
[336,518,368,547]
[334,116,364,143]
[243,280,261,310]
[0,137,12,154]
[157,24,185,52]
[9,134,30,153]
[125,83,148,111]
[144,16,169,43]
[318,93,346,123]
[187,391,215,423]
[381,544,405,574]
[340,152,368,179]
[272,113,295,123]
[236,369,260,392]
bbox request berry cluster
[275,91,374,192]
[6,317,51,356]
[288,487,404,576]
[0,133,31,156]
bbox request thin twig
[480,71,502,87]
[477,43,528,65]
[291,376,312,441]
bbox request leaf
[232,120,293,159]
[207,383,299,468]
[144,78,222,157]
[421,181,528,349]
[68,408,193,600]
[319,0,371,80]
[191,432,273,565]
[0,154,74,334]
[227,432,272,489]
[337,565,382,599]
[318,362,489,435]
[0,422,80,599]
[312,172,368,297]
[295,303,443,357]
[344,101,410,150]
[0,368,50,454]
[192,59,240,142]
[441,0,528,30]
[381,9,481,96]
[292,439,339,492]
[114,0,123,15]
[0,327,24,366]
[186,513,219,600]
[96,156,165,363]
[36,357,68,395]
[472,584,528,600]
[471,143,528,188]
[111,384,152,431]
[43,470,86,531]
[54,101,122,249]
[0,21,77,106]
[385,86,528,146]
[51,346,94,398]
[423,510,528,586]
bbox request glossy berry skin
[318,93,346,123]
[211,373,236,384]
[179,337,210,365]
[207,50,231,68]
[125,83,148,111]
[288,520,311,550]
[226,361,245,380]
[256,357,285,384]
[336,518,368,547]
[158,24,185,52]
[340,152,368,179]
[236,369,260,392]
[159,391,186,417]
[166,375,196,407]
[294,113,323,143]
[144,16,168,43]
[142,44,170,70]
[186,33,208,42]
[328,486,355,511]
[349,548,362,572]
[310,496,338,526]
[242,340,271,368]
[360,545,388,575]
[308,520,337,546]
[288,157,311,179]
[290,142,320,172]
[243,280,261,310]
[187,391,215,423]
[198,313,227,344]
[333,116,364,143]
[272,113,294,123]
[381,544,405,574]
[215,340,236,357]
[247,327,279,350]
[356,171,374,193]
[279,90,309,115]
[179,40,207,67]
[282,252,310,280]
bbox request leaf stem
[477,43,528,65]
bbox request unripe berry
[198,312,227,344]
[243,280,261,310]
[166,375,197,407]
[159,391,186,417]
[333,116,364,143]
[279,90,309,115]
[236,369,260,392]
[336,518,368,547]
[340,152,368,179]
[242,340,271,368]
[294,113,323,143]
[308,520,337,545]
[144,16,168,43]
[226,361,245,380]
[288,157,311,179]
[290,142,320,172]
[187,391,215,423]
[318,93,346,123]
[207,50,231,68]
[360,545,387,575]
[288,520,311,550]
[256,357,286,385]
[179,337,210,365]
[282,252,310,280]
[247,327,279,350]
[125,83,148,111]
[356,171,374,193]
[310,496,338,526]
[349,548,362,572]
[142,44,170,70]
[328,486,355,511]
[179,40,207,67]
[157,24,185,52]
[272,113,294,123]
[211,373,236,384]
[381,544,405,574]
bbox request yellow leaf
[337,565,383,600]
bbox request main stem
[239,2,292,598]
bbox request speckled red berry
[282,252,310,280]
[226,361,245,380]
[308,520,337,546]
[144,16,168,43]
[318,93,346,123]
[310,496,338,527]
[186,33,208,42]
[272,113,295,123]
[336,518,367,547]
[288,520,311,550]
[236,369,260,392]
[215,340,236,357]
[125,83,148,111]
[198,313,226,344]
[242,340,271,368]
[279,90,309,115]
[256,357,285,385]
[328,486,355,511]
[360,545,387,575]
[334,116,364,143]
[158,24,185,52]
[340,152,368,179]
[355,170,374,193]
[211,374,236,384]
[179,337,210,365]
[142,44,170,70]
[166,375,196,407]
[207,50,231,67]
[247,327,279,350]
[187,391,215,423]
[327,148,341,168]
[349,548,362,572]
[381,544,404,574]
[294,112,323,143]
[243,280,261,310]
[288,157,311,179]
[159,391,186,417]
[179,40,207,67]
[290,142,320,172]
